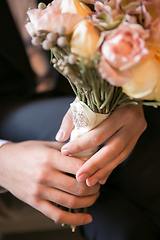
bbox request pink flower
[99,22,150,86]
[25,0,91,36]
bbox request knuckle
[53,212,63,224]
[87,194,99,207]
[38,156,48,168]
[76,184,87,196]
[111,144,122,158]
[91,161,101,172]
[35,168,48,184]
[141,118,147,131]
[42,152,51,165]
[77,161,84,170]
[90,134,101,146]
[66,195,77,209]
[29,196,40,208]
[135,115,147,134]
[117,153,125,164]
[74,141,84,153]
[40,149,53,166]
[32,184,43,197]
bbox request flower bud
[38,2,46,10]
[71,19,100,59]
[46,32,58,42]
[68,54,77,64]
[31,36,42,46]
[42,40,54,50]
[57,36,69,47]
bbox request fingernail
[55,129,64,141]
[84,217,92,225]
[77,173,89,182]
[90,178,99,186]
[99,179,107,185]
[61,148,71,156]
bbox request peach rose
[142,74,160,101]
[122,56,160,99]
[122,46,160,101]
[25,0,92,36]
[71,19,100,59]
[98,23,150,86]
[60,0,92,17]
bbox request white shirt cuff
[0,140,9,193]
[0,140,9,147]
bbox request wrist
[0,140,11,193]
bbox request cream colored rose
[143,75,160,101]
[60,0,92,17]
[70,19,100,59]
[122,56,160,100]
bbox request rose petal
[51,13,83,34]
[71,19,100,59]
[26,0,87,36]
[25,22,36,37]
[99,56,131,86]
[143,74,160,101]
[122,58,159,98]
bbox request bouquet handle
[69,101,110,232]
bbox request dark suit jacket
[0,0,36,102]
[0,0,75,104]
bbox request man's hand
[56,104,147,187]
[0,141,100,226]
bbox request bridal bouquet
[26,0,160,231]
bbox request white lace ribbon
[70,101,110,159]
